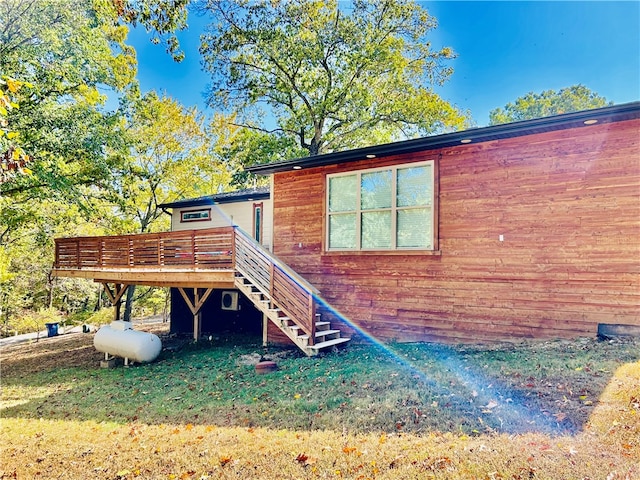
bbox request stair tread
[309,338,351,350]
[296,329,341,339]
[316,329,341,336]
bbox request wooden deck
[53,228,237,288]
[52,227,350,355]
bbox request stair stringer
[234,270,349,356]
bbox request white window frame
[325,160,436,252]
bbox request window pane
[397,165,431,207]
[254,207,261,243]
[329,213,356,249]
[397,208,431,248]
[329,175,357,212]
[361,211,391,249]
[361,170,392,210]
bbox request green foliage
[67,307,115,328]
[111,91,229,234]
[207,114,305,188]
[0,246,12,284]
[489,85,612,125]
[1,307,64,337]
[112,0,190,62]
[129,287,168,317]
[0,224,54,321]
[54,278,103,314]
[0,0,136,219]
[0,76,34,182]
[85,307,116,327]
[110,92,231,320]
[199,0,468,155]
[0,1,234,331]
[0,198,109,327]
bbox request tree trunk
[308,129,322,155]
[94,283,102,311]
[162,288,170,322]
[123,285,136,322]
[46,271,54,309]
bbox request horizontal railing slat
[54,227,235,270]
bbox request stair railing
[234,227,317,345]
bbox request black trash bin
[45,322,59,337]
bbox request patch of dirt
[235,349,293,366]
[0,323,174,377]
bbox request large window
[327,161,435,251]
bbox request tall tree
[198,0,467,156]
[113,92,229,235]
[0,0,213,329]
[112,92,229,320]
[489,85,612,125]
[0,0,139,328]
[0,0,136,215]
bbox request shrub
[67,307,115,328]
[84,307,115,327]
[1,308,65,337]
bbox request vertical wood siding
[271,119,640,343]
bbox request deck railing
[54,227,236,270]
[54,226,318,344]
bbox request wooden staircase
[234,229,350,356]
[52,226,350,356]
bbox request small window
[326,161,436,251]
[253,203,263,243]
[180,208,211,223]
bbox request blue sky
[127,1,640,127]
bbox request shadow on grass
[1,326,639,436]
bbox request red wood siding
[271,119,640,343]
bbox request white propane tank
[94,321,162,364]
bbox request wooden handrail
[233,228,317,345]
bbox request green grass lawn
[1,326,639,479]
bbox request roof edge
[159,188,270,209]
[246,101,640,175]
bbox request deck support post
[177,287,214,341]
[262,312,268,347]
[194,289,201,341]
[102,283,129,321]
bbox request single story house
[245,101,640,343]
[53,102,640,352]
